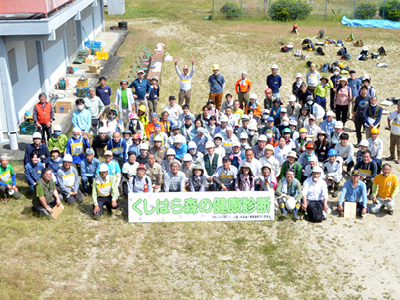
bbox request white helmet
[32,132,42,140]
[72,127,81,133]
[359,139,369,147]
[188,141,197,149]
[214,133,223,140]
[205,141,215,149]
[240,132,248,139]
[166,148,176,156]
[140,143,149,150]
[312,166,323,173]
[99,127,108,134]
[250,93,257,100]
[271,64,279,70]
[99,164,109,173]
[248,124,257,131]
[220,115,228,122]
[63,154,73,163]
[153,135,163,142]
[53,124,62,131]
[183,153,192,162]
[288,95,296,102]
[285,197,297,211]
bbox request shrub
[379,0,400,21]
[220,2,240,20]
[354,2,376,19]
[270,0,312,21]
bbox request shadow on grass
[117,197,129,221]
[78,203,94,217]
[20,206,33,216]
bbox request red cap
[138,164,146,170]
[265,88,272,94]
[305,141,316,149]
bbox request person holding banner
[235,162,256,191]
[212,156,237,191]
[276,169,302,221]
[145,154,162,193]
[164,160,186,192]
[189,165,207,192]
[93,163,119,217]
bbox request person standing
[129,70,151,115]
[353,86,370,145]
[266,64,282,100]
[330,67,342,111]
[174,56,195,106]
[96,76,112,116]
[24,132,51,166]
[72,99,92,134]
[147,77,160,116]
[33,93,55,143]
[84,87,105,136]
[208,64,225,110]
[334,77,352,125]
[387,102,400,163]
[364,96,383,139]
[115,80,135,128]
[163,95,183,125]
[306,63,320,93]
[235,71,252,108]
[347,70,362,118]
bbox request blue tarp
[341,15,400,29]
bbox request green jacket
[279,161,303,182]
[314,79,333,98]
[48,134,68,154]
[33,177,56,208]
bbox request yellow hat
[370,128,379,134]
[139,105,146,112]
[299,127,308,133]
[212,64,220,70]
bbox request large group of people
[3,58,399,222]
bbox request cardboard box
[88,64,101,74]
[54,101,72,114]
[85,55,96,64]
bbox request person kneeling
[32,168,62,217]
[323,149,343,198]
[128,164,152,193]
[56,154,83,204]
[276,169,302,221]
[93,164,119,217]
[0,155,20,203]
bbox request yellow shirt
[373,174,398,199]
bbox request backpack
[307,201,324,222]
[371,53,379,59]
[341,53,351,61]
[306,61,313,68]
[321,63,330,73]
[347,33,354,42]
[316,47,325,55]
[337,47,347,56]
[318,30,325,38]
[378,46,386,56]
[280,46,290,53]
[353,40,364,47]
[302,38,312,45]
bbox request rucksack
[347,33,355,42]
[371,53,379,59]
[354,40,364,47]
[280,46,289,52]
[302,38,312,45]
[321,63,330,73]
[306,61,313,68]
[316,47,325,55]
[318,30,325,38]
[307,201,324,222]
[337,47,347,56]
[341,53,351,60]
[378,46,386,56]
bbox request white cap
[263,109,270,114]
[288,95,296,102]
[154,135,163,142]
[250,93,257,100]
[271,64,279,69]
[312,165,323,173]
[335,121,344,129]
[226,126,233,132]
[72,127,81,133]
[63,154,73,163]
[240,132,248,139]
[295,73,302,78]
[281,108,287,113]
[183,153,192,161]
[248,124,257,131]
[99,164,109,172]
[140,143,149,150]
[289,119,297,126]
[258,135,267,142]
[206,141,215,149]
[53,124,62,131]
[241,71,247,75]
[188,141,197,149]
[241,114,249,121]
[309,155,318,162]
[214,133,223,140]
[220,115,228,122]
[99,127,108,134]
[359,139,369,147]
[232,141,241,147]
[326,111,335,117]
[166,148,176,156]
[32,132,42,139]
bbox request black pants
[344,160,354,173]
[94,196,119,217]
[354,117,365,144]
[38,123,52,142]
[32,198,56,217]
[336,105,348,126]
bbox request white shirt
[164,104,183,124]
[367,137,383,160]
[175,65,195,90]
[201,153,223,177]
[259,156,280,176]
[303,177,328,201]
[239,158,262,177]
[215,146,226,158]
[389,111,400,135]
[274,145,290,166]
[334,143,354,164]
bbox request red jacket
[35,102,52,124]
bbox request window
[25,41,38,72]
[7,48,18,85]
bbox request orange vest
[36,102,52,124]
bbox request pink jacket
[335,86,352,106]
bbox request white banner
[128,190,274,223]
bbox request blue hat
[267,117,275,122]
[273,98,282,104]
[154,123,161,128]
[151,112,158,118]
[171,124,179,130]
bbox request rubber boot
[333,182,339,198]
[292,202,301,221]
[279,201,287,219]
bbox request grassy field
[2,0,400,299]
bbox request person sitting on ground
[323,149,343,198]
[180,115,195,142]
[229,141,245,169]
[239,149,262,177]
[107,132,127,169]
[295,127,309,157]
[161,148,176,174]
[181,154,195,190]
[245,94,261,120]
[163,160,186,192]
[128,113,145,137]
[48,124,68,155]
[212,156,237,191]
[97,151,122,186]
[247,124,259,147]
[334,133,354,176]
[66,127,90,169]
[171,135,187,162]
[222,126,238,156]
[304,114,321,139]
[355,150,378,195]
[265,128,278,148]
[128,164,152,193]
[257,163,277,191]
[298,141,317,168]
[251,135,268,160]
[145,153,162,193]
[0,155,20,203]
[286,95,301,118]
[303,155,325,180]
[235,162,255,191]
[24,132,50,166]
[56,154,82,204]
[149,123,168,148]
[187,141,203,166]
[93,163,119,217]
[239,132,250,154]
[201,141,222,188]
[276,169,303,221]
[355,140,370,165]
[149,135,166,164]
[274,136,290,166]
[136,143,149,165]
[371,163,399,216]
[279,150,302,182]
[320,111,336,144]
[137,105,149,130]
[367,128,383,164]
[315,131,330,163]
[189,165,207,192]
[80,148,100,196]
[48,147,63,184]
[25,151,45,192]
[337,170,368,217]
[92,127,111,159]
[214,115,228,137]
[259,144,280,176]
[72,99,91,134]
[302,166,329,221]
[32,168,62,217]
[330,121,344,149]
[281,128,296,151]
[127,134,142,157]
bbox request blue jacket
[338,179,367,208]
[320,119,337,141]
[128,79,151,100]
[172,142,188,160]
[96,85,112,106]
[192,135,210,153]
[208,73,225,94]
[24,144,50,166]
[24,161,44,185]
[72,109,92,133]
[266,74,282,93]
[66,136,90,164]
[107,139,127,162]
[148,85,159,101]
[48,158,63,177]
[330,74,342,99]
[347,78,362,97]
[128,144,140,157]
[80,158,100,178]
